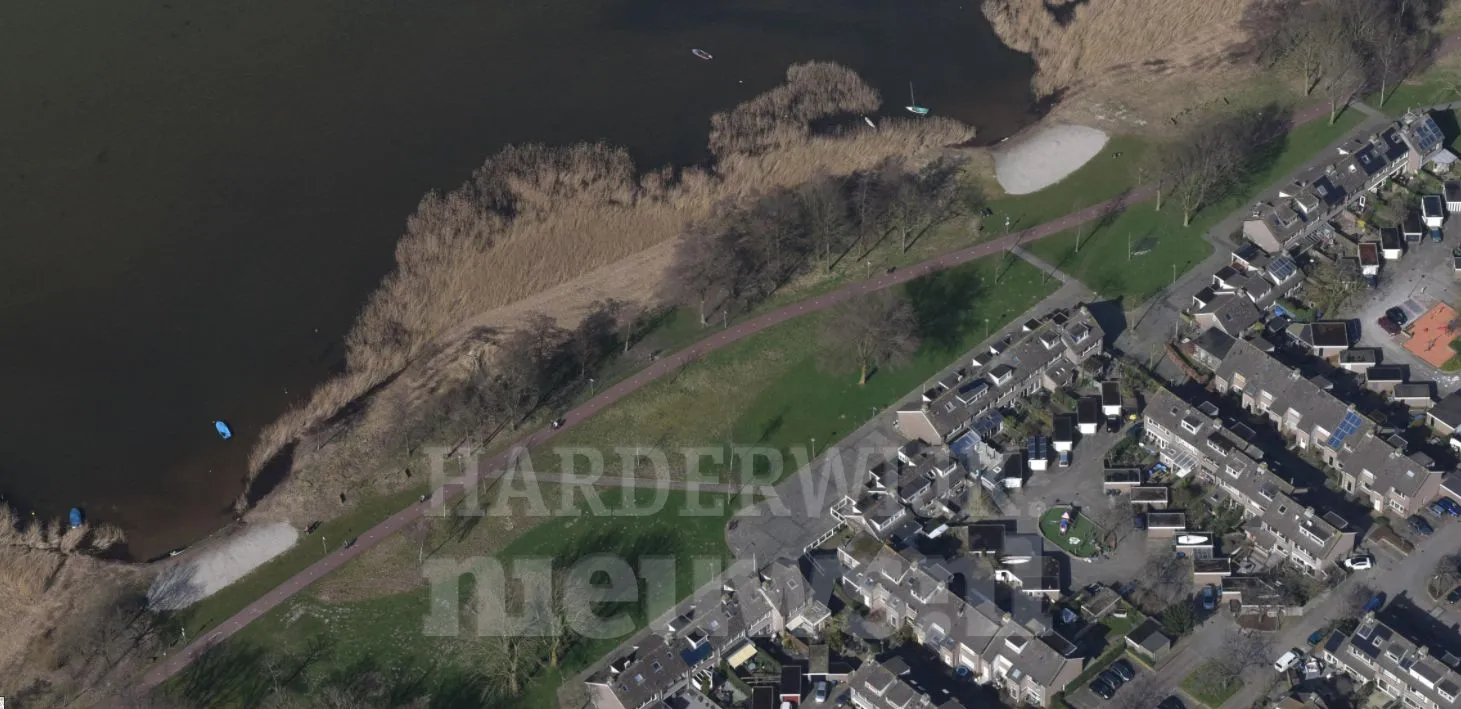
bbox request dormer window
[1181,418,1202,435]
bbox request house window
[1389,498,1406,513]
[1232,373,1247,391]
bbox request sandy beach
[993,123,1110,195]
[146,522,299,610]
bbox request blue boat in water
[214,420,233,440]
[68,507,84,528]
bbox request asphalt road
[136,64,1461,690]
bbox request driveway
[1350,218,1461,395]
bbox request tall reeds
[249,61,973,481]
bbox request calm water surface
[0,0,1038,558]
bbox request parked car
[1059,450,1072,468]
[1274,649,1303,672]
[1107,416,1122,433]
[1307,630,1327,646]
[1099,669,1126,689]
[814,681,828,703]
[1410,514,1435,536]
[1363,593,1386,613]
[1157,697,1186,709]
[1201,584,1217,610]
[1377,315,1403,336]
[1447,586,1461,604]
[1387,306,1410,327]
[1110,659,1136,682]
[1432,497,1461,517]
[1343,554,1374,570]
[1090,678,1117,700]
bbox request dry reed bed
[982,0,1253,97]
[249,62,974,486]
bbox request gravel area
[993,124,1109,195]
[147,522,298,610]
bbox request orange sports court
[1403,303,1460,368]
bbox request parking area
[1351,219,1461,394]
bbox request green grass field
[986,134,1151,231]
[1179,660,1243,707]
[167,488,733,709]
[1039,506,1100,558]
[1027,109,1367,304]
[553,255,1057,483]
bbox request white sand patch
[993,124,1110,195]
[147,522,299,610]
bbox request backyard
[1039,506,1100,558]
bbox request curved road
[137,75,1449,690]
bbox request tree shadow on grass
[904,263,987,351]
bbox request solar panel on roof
[1326,410,1364,449]
[1414,117,1445,154]
[951,432,977,461]
[1268,255,1297,281]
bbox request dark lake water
[0,0,1038,559]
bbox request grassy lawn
[166,488,733,709]
[1367,54,1461,117]
[1026,109,1367,304]
[156,485,428,643]
[1039,506,1100,558]
[553,255,1057,482]
[163,254,1057,708]
[1180,660,1243,707]
[986,134,1151,231]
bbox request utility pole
[985,318,990,339]
[589,378,596,397]
[1172,263,1177,286]
[322,535,327,556]
[723,310,728,329]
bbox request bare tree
[1319,41,1366,125]
[1159,110,1266,226]
[1112,674,1168,709]
[663,216,742,325]
[797,173,851,270]
[611,299,645,354]
[821,290,921,384]
[1214,628,1275,680]
[1139,550,1193,608]
[481,314,569,429]
[571,300,619,380]
[1091,495,1136,548]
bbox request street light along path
[136,58,1461,690]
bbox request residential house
[1209,335,1442,516]
[1338,348,1379,373]
[1191,249,1303,335]
[1125,618,1173,662]
[1380,227,1403,260]
[1394,382,1436,409]
[1424,194,1446,228]
[1190,327,1238,371]
[1288,321,1350,358]
[1218,576,1296,619]
[1241,114,1442,254]
[897,307,1104,444]
[1249,491,1356,574]
[1322,615,1461,709]
[993,534,1061,597]
[841,447,962,540]
[1053,416,1075,453]
[1428,391,1461,436]
[847,659,967,709]
[1141,388,1295,517]
[1365,364,1408,394]
[841,538,1080,707]
[1404,211,1425,242]
[1077,397,1100,435]
[1101,381,1122,418]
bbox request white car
[1343,555,1374,570]
[1274,649,1302,672]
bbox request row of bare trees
[1248,0,1442,118]
[1154,105,1289,227]
[386,299,640,456]
[662,156,974,326]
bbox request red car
[1377,315,1402,336]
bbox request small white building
[1423,194,1445,228]
[1026,437,1049,472]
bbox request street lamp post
[589,378,597,397]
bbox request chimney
[1304,507,1315,518]
[1001,612,1012,625]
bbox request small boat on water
[863,116,876,129]
[905,82,930,116]
[692,48,713,61]
[214,420,233,440]
[68,507,84,528]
